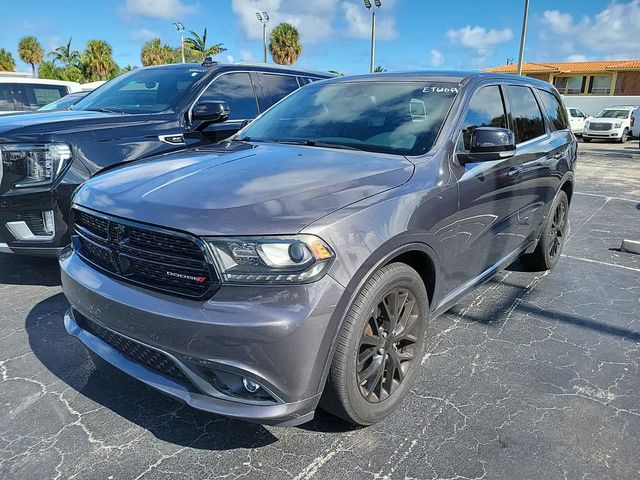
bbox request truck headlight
[613,122,622,128]
[584,121,590,128]
[0,143,72,188]
[205,235,334,284]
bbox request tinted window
[23,85,67,108]
[260,73,299,104]
[241,81,459,156]
[74,66,208,114]
[596,109,631,119]
[458,85,506,151]
[199,72,258,120]
[538,90,568,131]
[0,84,15,111]
[505,85,545,143]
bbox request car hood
[74,142,414,236]
[0,110,147,139]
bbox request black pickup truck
[0,62,331,256]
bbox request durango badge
[166,271,207,283]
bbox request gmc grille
[589,122,612,131]
[72,207,219,299]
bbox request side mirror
[192,100,230,127]
[467,127,516,162]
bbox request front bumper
[0,185,75,256]
[60,248,346,426]
[583,128,623,139]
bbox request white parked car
[583,105,639,143]
[566,107,587,135]
[0,78,82,114]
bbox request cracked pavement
[1,141,639,479]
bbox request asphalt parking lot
[1,140,639,480]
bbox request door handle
[507,167,522,178]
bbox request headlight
[613,122,622,128]
[584,121,590,128]
[0,143,72,188]
[205,235,334,284]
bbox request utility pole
[173,22,185,63]
[364,0,381,73]
[516,0,529,76]
[256,12,270,63]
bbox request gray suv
[60,72,577,426]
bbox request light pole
[255,12,269,63]
[516,0,529,76]
[173,22,185,63]
[364,0,381,73]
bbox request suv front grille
[74,310,186,380]
[589,122,612,131]
[72,207,219,299]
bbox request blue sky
[2,0,639,75]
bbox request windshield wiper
[86,108,125,114]
[277,139,363,151]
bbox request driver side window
[198,73,259,120]
[457,85,507,152]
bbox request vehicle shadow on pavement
[0,254,61,287]
[25,292,350,445]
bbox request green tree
[18,36,45,77]
[82,39,117,81]
[269,23,302,65]
[120,64,137,73]
[0,48,16,71]
[38,61,64,80]
[140,39,175,66]
[373,65,386,73]
[184,28,226,62]
[328,70,343,76]
[49,38,80,68]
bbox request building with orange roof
[485,60,640,96]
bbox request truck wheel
[320,263,429,425]
[618,128,630,143]
[521,191,569,271]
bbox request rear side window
[260,73,300,104]
[458,85,507,151]
[199,72,258,120]
[538,90,569,131]
[505,85,545,143]
[0,84,15,111]
[23,85,68,108]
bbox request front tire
[521,191,569,271]
[618,128,630,143]
[320,263,429,425]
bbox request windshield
[240,81,459,156]
[73,66,207,114]
[596,109,631,119]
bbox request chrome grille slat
[72,207,219,298]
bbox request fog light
[43,210,55,236]
[242,377,260,393]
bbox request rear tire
[320,263,429,426]
[521,191,569,271]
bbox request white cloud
[238,48,255,62]
[565,54,588,62]
[122,0,198,20]
[541,1,640,59]
[429,49,444,67]
[230,0,397,44]
[446,25,513,58]
[226,54,235,63]
[131,28,160,42]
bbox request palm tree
[269,23,302,65]
[140,39,175,66]
[83,39,117,81]
[0,48,16,71]
[328,70,343,76]
[373,65,387,73]
[18,36,45,77]
[49,38,80,67]
[184,28,226,62]
[120,64,137,73]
